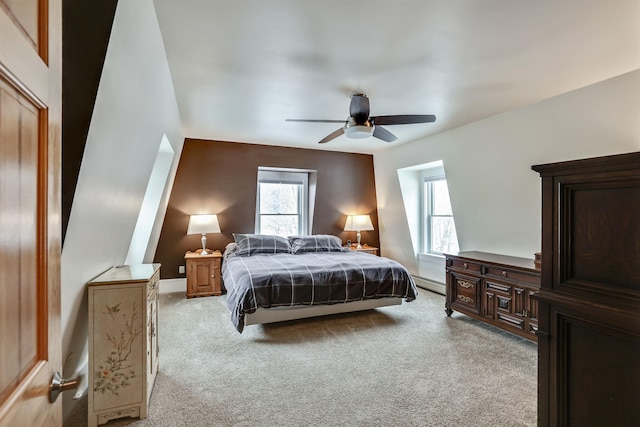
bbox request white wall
[375,70,640,286]
[60,0,183,418]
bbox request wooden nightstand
[349,245,379,256]
[185,250,222,298]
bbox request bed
[222,234,418,332]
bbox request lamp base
[200,234,208,255]
[356,231,362,249]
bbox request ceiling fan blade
[371,114,436,125]
[286,119,346,123]
[349,94,370,123]
[318,127,345,144]
[372,126,397,142]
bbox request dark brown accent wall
[62,0,119,243]
[155,139,379,279]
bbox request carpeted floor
[66,289,537,426]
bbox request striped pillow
[289,235,346,254]
[232,233,292,256]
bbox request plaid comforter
[222,251,418,332]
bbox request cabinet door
[91,287,145,413]
[485,280,512,321]
[188,259,213,294]
[549,307,640,426]
[485,279,526,332]
[485,278,540,337]
[449,271,481,315]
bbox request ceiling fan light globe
[344,123,374,139]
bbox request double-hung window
[423,176,459,254]
[256,169,309,237]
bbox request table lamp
[344,214,374,249]
[187,214,220,255]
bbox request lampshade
[344,214,374,232]
[187,214,221,235]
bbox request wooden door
[0,0,62,426]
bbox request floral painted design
[94,302,141,395]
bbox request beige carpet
[66,289,537,426]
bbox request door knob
[49,372,80,403]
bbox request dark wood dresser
[532,152,640,426]
[445,251,541,341]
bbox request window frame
[255,169,309,236]
[422,174,459,255]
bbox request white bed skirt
[244,297,402,327]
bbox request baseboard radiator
[412,275,445,296]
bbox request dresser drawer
[448,258,482,274]
[497,312,525,330]
[485,281,512,295]
[455,276,479,295]
[484,266,539,287]
[454,292,478,308]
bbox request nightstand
[350,245,379,256]
[185,250,222,298]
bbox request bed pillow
[289,234,346,254]
[223,242,238,259]
[232,233,292,256]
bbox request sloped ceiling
[153,0,640,154]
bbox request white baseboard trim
[160,278,186,294]
[413,275,445,295]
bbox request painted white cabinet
[87,264,160,426]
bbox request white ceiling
[153,0,640,154]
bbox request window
[423,176,459,254]
[125,134,174,264]
[256,169,309,236]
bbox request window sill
[418,252,446,263]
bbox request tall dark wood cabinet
[532,152,640,427]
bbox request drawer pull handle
[463,263,468,269]
[502,270,507,277]
[458,280,474,289]
[458,295,473,303]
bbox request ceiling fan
[286,93,436,144]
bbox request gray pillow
[289,234,346,254]
[223,242,238,259]
[232,233,292,256]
